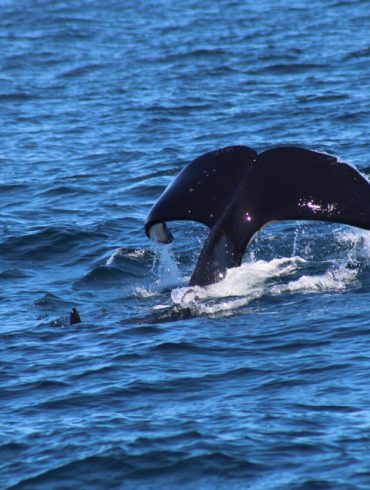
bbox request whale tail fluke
[145,146,370,287]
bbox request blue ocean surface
[1,0,370,488]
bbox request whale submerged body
[145,146,370,287]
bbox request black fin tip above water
[70,307,81,325]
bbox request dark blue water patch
[5,448,265,490]
[33,292,71,310]
[0,226,107,264]
[73,247,154,290]
[0,269,30,279]
[0,184,29,197]
[292,402,357,414]
[151,340,214,354]
[58,62,111,79]
[345,46,370,60]
[297,92,350,104]
[334,110,370,123]
[0,91,37,102]
[39,185,98,197]
[76,266,128,289]
[122,325,164,336]
[252,62,327,76]
[3,378,71,397]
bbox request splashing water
[106,247,146,266]
[291,225,300,257]
[171,256,305,314]
[336,229,370,262]
[134,244,182,300]
[168,228,370,316]
[151,243,183,290]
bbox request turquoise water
[1,1,370,488]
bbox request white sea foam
[106,248,122,265]
[150,228,370,315]
[335,229,370,259]
[172,257,305,303]
[171,256,305,315]
[106,247,146,265]
[271,264,357,295]
[151,243,183,290]
[134,286,161,298]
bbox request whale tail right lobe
[189,146,370,286]
[242,146,370,232]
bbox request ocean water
[1,0,370,488]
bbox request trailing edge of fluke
[145,145,370,287]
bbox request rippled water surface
[1,1,370,488]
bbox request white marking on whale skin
[326,203,338,215]
[244,212,252,222]
[298,198,322,213]
[298,198,338,216]
[149,222,172,243]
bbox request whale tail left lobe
[145,146,257,242]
